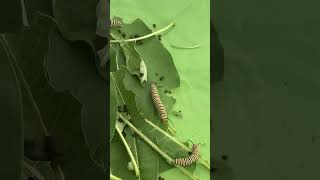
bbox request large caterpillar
[150,83,168,123]
[110,18,122,27]
[172,144,200,166]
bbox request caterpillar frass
[110,19,122,27]
[150,83,168,123]
[173,144,200,166]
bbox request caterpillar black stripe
[110,19,122,27]
[151,83,168,123]
[173,144,200,166]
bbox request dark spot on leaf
[155,73,158,76]
[188,151,193,155]
[160,76,165,81]
[221,154,228,161]
[132,132,138,137]
[117,29,121,33]
[117,105,122,112]
[117,117,124,123]
[179,110,181,113]
[134,34,139,38]
[123,105,128,112]
[158,176,165,180]
[122,132,126,137]
[153,24,157,28]
[158,36,162,41]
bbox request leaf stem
[110,174,123,180]
[110,22,175,43]
[145,118,210,170]
[116,125,140,177]
[170,44,201,49]
[118,113,199,180]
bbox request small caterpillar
[172,144,200,166]
[150,83,168,123]
[110,19,122,27]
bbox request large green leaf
[52,0,100,41]
[112,68,194,176]
[119,19,180,89]
[0,36,22,179]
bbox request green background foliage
[111,0,210,179]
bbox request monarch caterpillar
[110,19,122,27]
[172,144,200,166]
[150,83,168,123]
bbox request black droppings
[160,76,165,81]
[117,105,122,112]
[179,110,181,113]
[117,117,124,123]
[221,155,228,161]
[117,29,121,33]
[122,132,127,138]
[123,105,128,112]
[153,24,157,28]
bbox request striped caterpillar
[110,18,122,27]
[172,144,200,166]
[150,83,168,123]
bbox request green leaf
[120,42,143,79]
[45,29,107,167]
[123,71,176,125]
[0,36,23,179]
[52,0,100,41]
[111,133,138,180]
[119,19,180,89]
[110,43,126,72]
[112,68,193,175]
[136,138,159,180]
